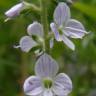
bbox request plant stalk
[40,0,49,53]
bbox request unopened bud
[5,3,24,18]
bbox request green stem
[23,1,41,12]
[40,0,49,53]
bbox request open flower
[50,2,88,50]
[5,3,24,18]
[14,22,44,52]
[23,53,72,96]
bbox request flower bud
[5,3,24,18]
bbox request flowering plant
[5,0,89,96]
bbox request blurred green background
[0,0,96,96]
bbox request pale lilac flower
[14,22,43,52]
[50,2,88,50]
[27,21,44,38]
[14,36,37,52]
[23,53,72,96]
[5,3,24,18]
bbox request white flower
[14,22,44,52]
[23,53,72,96]
[50,2,88,50]
[5,3,24,18]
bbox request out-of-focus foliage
[0,0,96,96]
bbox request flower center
[58,27,63,35]
[43,79,53,88]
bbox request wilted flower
[50,2,88,50]
[14,22,44,52]
[23,53,72,96]
[5,3,24,18]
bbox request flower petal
[19,36,37,52]
[35,53,59,78]
[64,19,88,38]
[43,89,53,96]
[27,22,44,37]
[53,73,72,96]
[62,35,75,50]
[23,76,43,96]
[50,38,54,48]
[50,23,62,41]
[5,3,23,18]
[54,2,70,26]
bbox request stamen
[43,79,53,88]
